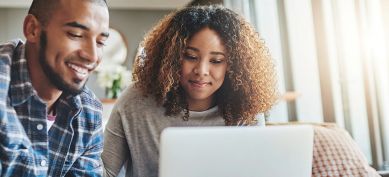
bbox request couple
[0,0,276,176]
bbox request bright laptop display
[159,126,314,177]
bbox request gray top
[102,86,225,177]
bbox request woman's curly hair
[132,5,278,126]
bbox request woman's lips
[189,80,211,88]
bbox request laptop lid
[159,125,314,177]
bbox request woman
[102,5,278,177]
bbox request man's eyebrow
[64,21,89,30]
[65,21,110,37]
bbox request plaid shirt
[0,39,104,177]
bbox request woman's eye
[183,54,197,60]
[210,59,224,64]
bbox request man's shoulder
[0,40,24,95]
[0,39,24,68]
[0,39,24,54]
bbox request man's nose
[79,42,100,63]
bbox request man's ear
[23,14,42,43]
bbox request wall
[0,8,171,98]
[0,8,26,42]
[92,9,171,97]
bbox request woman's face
[179,28,227,111]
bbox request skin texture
[24,0,109,112]
[179,28,227,111]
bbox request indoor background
[1,0,389,171]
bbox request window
[225,0,389,169]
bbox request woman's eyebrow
[186,46,225,56]
[185,46,199,51]
[210,51,225,56]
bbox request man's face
[39,0,109,94]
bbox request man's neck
[38,87,62,115]
[25,43,62,112]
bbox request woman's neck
[186,96,216,112]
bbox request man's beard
[39,31,86,95]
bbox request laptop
[159,125,314,177]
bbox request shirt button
[36,124,43,130]
[40,160,47,166]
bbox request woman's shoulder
[114,84,157,111]
[112,84,168,124]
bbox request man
[0,0,109,176]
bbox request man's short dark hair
[28,0,107,26]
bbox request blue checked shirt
[0,39,104,177]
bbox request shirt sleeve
[102,108,131,177]
[0,51,11,177]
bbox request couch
[267,122,381,177]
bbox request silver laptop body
[159,125,314,177]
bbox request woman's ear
[23,14,41,43]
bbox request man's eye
[97,41,106,47]
[67,32,82,38]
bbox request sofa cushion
[267,122,380,177]
[312,125,380,177]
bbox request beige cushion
[268,123,380,177]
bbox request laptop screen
[159,126,314,177]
